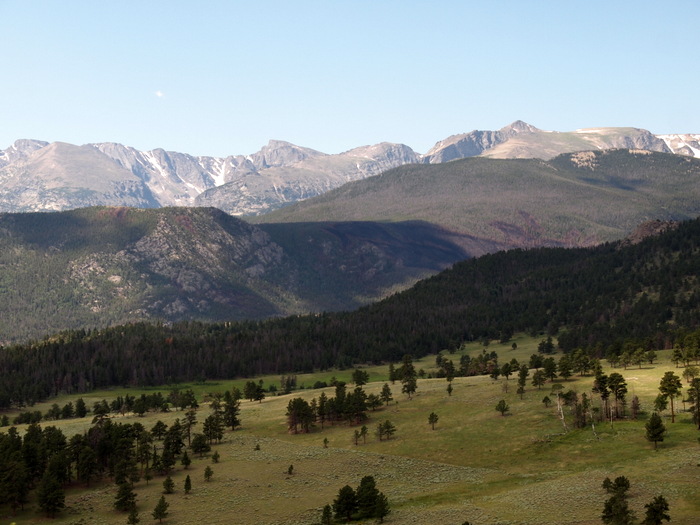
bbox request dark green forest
[1,216,700,409]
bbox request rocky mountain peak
[500,120,540,134]
[250,140,325,169]
[0,139,50,167]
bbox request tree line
[3,216,700,408]
[0,386,240,520]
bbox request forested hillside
[2,215,700,408]
[0,207,480,342]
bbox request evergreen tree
[557,355,573,380]
[645,412,667,450]
[181,450,191,469]
[377,420,396,441]
[608,372,628,419]
[36,471,65,518]
[495,399,510,416]
[152,495,169,523]
[356,475,380,520]
[222,394,241,431]
[359,425,368,444]
[114,481,137,512]
[204,465,213,482]
[184,474,192,494]
[190,433,211,457]
[162,475,175,494]
[380,383,393,406]
[517,364,529,392]
[399,355,418,399]
[602,476,634,525]
[212,450,220,463]
[127,507,140,525]
[151,420,168,441]
[2,453,29,514]
[642,495,671,525]
[687,377,700,429]
[531,370,546,390]
[374,491,390,523]
[320,504,333,525]
[202,414,224,444]
[542,357,558,381]
[352,368,370,386]
[333,484,358,522]
[75,397,88,418]
[182,408,197,446]
[658,371,683,423]
[428,412,439,430]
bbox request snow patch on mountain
[658,134,700,158]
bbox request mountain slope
[251,149,700,248]
[0,207,484,342]
[3,214,700,407]
[0,142,159,211]
[477,126,670,160]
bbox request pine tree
[181,450,191,469]
[333,485,358,522]
[428,412,439,430]
[2,453,29,515]
[642,495,671,524]
[114,482,137,512]
[36,472,65,518]
[127,507,140,525]
[380,383,393,406]
[495,399,510,416]
[374,491,390,523]
[162,475,174,494]
[645,412,667,450]
[658,371,683,423]
[184,474,192,494]
[602,476,635,525]
[356,475,380,519]
[204,465,213,482]
[152,495,169,523]
[320,504,333,525]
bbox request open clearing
[2,340,699,524]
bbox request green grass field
[2,339,699,524]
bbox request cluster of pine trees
[0,388,239,520]
[285,379,394,434]
[322,476,390,523]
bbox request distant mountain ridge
[1,121,698,215]
[252,149,700,249]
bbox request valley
[1,340,699,524]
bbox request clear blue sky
[1,0,698,157]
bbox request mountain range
[1,122,698,215]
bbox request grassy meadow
[2,336,699,524]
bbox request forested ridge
[2,217,700,408]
